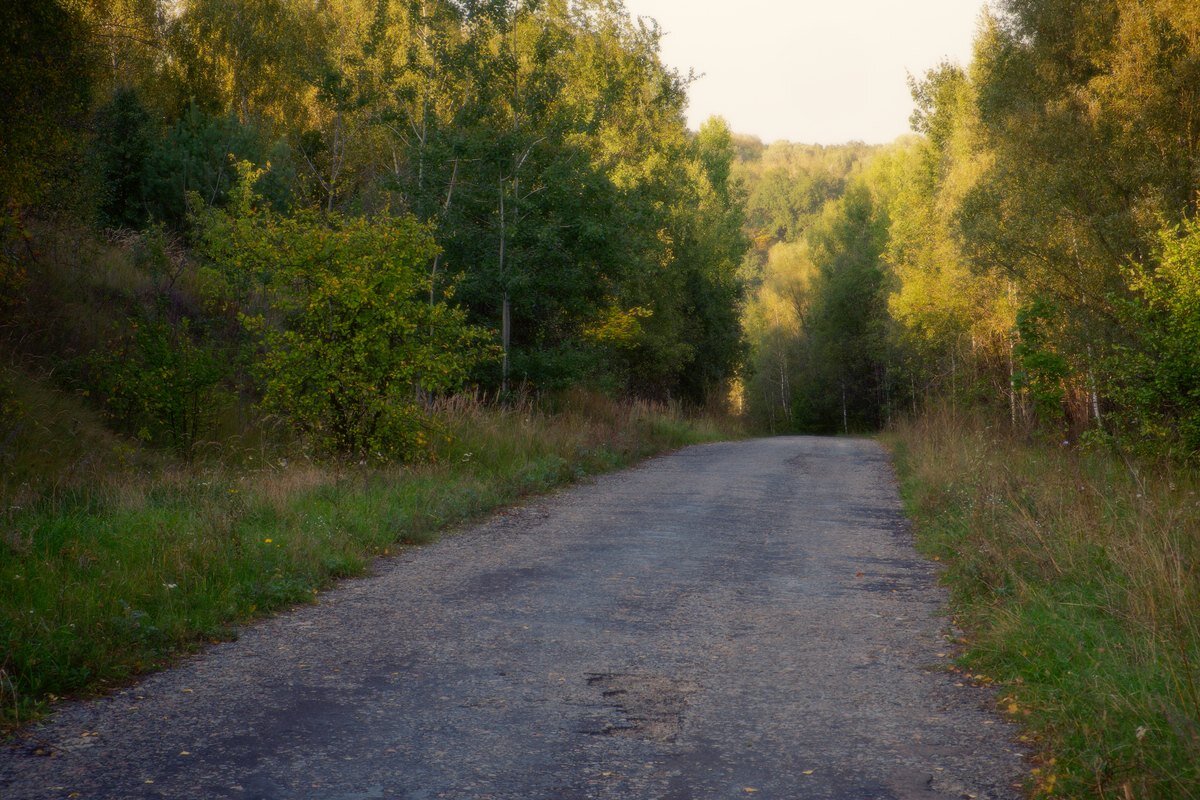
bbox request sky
[619,0,987,144]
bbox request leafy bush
[1109,219,1200,458]
[1013,297,1070,425]
[91,315,224,458]
[198,165,495,460]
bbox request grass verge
[885,408,1200,799]
[0,390,736,732]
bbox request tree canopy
[738,0,1200,459]
[3,0,750,458]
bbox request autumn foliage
[197,166,493,459]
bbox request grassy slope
[886,409,1200,799]
[0,383,736,731]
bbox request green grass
[0,389,737,731]
[885,408,1200,799]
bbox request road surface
[1,437,1026,799]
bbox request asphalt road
[1,437,1026,799]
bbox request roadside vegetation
[730,2,1200,797]
[888,409,1200,799]
[6,1,1200,794]
[0,386,732,730]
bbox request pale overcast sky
[620,0,987,144]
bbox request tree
[94,87,159,228]
[0,0,94,210]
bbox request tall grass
[886,408,1200,799]
[0,389,736,731]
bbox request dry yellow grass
[887,407,1200,798]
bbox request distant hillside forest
[0,0,745,462]
[737,1,1200,461]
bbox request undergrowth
[0,388,736,731]
[886,408,1200,799]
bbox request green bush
[1013,297,1070,425]
[198,164,495,460]
[90,315,224,458]
[1110,219,1200,459]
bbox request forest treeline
[742,0,1200,461]
[0,0,745,460]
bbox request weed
[886,406,1200,798]
[0,391,734,731]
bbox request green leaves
[198,169,495,460]
[91,316,225,460]
[1107,219,1200,458]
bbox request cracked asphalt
[1,437,1027,799]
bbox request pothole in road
[583,673,699,743]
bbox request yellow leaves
[1030,760,1060,798]
[1000,694,1029,717]
[582,306,653,346]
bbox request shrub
[1110,219,1200,459]
[1013,296,1070,426]
[198,164,495,460]
[90,315,224,458]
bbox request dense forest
[9,0,1198,461]
[740,0,1200,462]
[1,0,745,462]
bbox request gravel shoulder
[1,437,1027,799]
